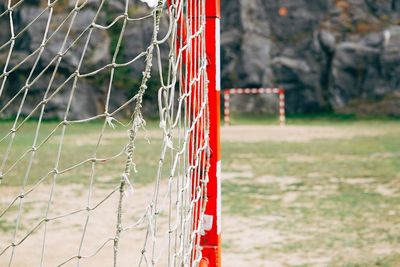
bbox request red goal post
[167,0,221,265]
[223,88,286,126]
[201,1,221,266]
[169,0,221,265]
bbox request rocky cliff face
[0,0,399,119]
[0,0,167,120]
[221,0,400,115]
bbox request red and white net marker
[223,88,286,126]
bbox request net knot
[164,134,173,149]
[168,3,176,14]
[133,115,144,128]
[106,116,117,129]
[159,120,166,130]
[75,1,87,11]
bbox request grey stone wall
[221,0,400,115]
[1,0,400,119]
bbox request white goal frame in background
[223,88,286,126]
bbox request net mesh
[0,0,209,266]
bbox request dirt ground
[0,181,178,267]
[220,124,395,142]
[51,124,392,146]
[1,124,399,266]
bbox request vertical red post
[278,88,286,126]
[223,90,230,126]
[200,0,221,266]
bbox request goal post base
[200,243,221,267]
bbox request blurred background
[2,0,399,120]
[221,0,400,117]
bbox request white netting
[0,0,209,266]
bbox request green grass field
[1,117,400,266]
[221,118,400,266]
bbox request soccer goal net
[0,0,220,266]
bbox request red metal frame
[200,1,221,266]
[167,1,221,266]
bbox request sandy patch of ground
[2,179,323,267]
[221,125,393,142]
[222,171,253,180]
[0,181,178,267]
[254,175,301,189]
[6,177,390,265]
[221,213,332,267]
[1,174,334,267]
[221,214,285,267]
[376,185,398,197]
[343,178,375,185]
[287,154,316,162]
[49,128,163,146]
[48,124,393,146]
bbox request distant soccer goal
[223,88,286,126]
[0,0,221,266]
